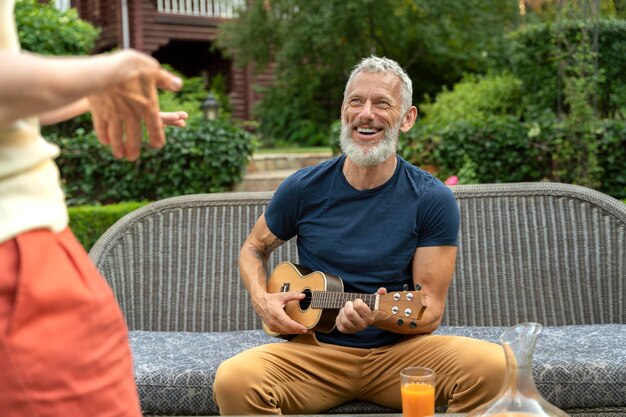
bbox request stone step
[234,151,334,192]
[246,151,333,174]
[232,169,298,192]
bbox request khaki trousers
[214,331,505,415]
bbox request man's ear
[399,106,418,133]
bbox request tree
[217,0,518,146]
[402,2,626,197]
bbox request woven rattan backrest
[89,192,297,332]
[90,183,626,332]
[446,183,626,326]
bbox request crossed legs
[214,332,505,415]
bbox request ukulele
[263,262,426,337]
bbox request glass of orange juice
[400,367,436,417]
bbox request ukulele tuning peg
[404,308,412,317]
[397,319,405,327]
[409,321,417,329]
[406,293,414,301]
[392,306,399,315]
[403,284,409,291]
[393,292,401,301]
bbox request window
[54,0,71,12]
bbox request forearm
[240,235,309,336]
[0,52,100,124]
[239,215,286,301]
[0,50,148,125]
[239,241,271,301]
[374,245,456,335]
[39,98,90,125]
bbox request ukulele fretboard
[310,291,378,310]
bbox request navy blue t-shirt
[264,155,460,348]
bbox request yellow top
[0,0,67,243]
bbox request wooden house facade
[69,0,273,120]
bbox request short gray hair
[343,56,413,114]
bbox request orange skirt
[0,228,141,417]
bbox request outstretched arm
[0,49,181,124]
[0,49,184,160]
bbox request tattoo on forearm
[246,238,284,276]
[265,237,283,253]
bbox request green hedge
[401,116,548,182]
[400,116,626,199]
[508,19,626,118]
[68,202,149,252]
[395,19,626,199]
[52,116,255,206]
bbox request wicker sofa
[88,182,626,416]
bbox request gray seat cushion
[436,325,626,410]
[130,325,626,415]
[130,330,279,415]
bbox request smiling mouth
[354,125,384,136]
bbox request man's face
[340,72,406,167]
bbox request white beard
[339,119,400,167]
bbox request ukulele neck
[310,291,379,310]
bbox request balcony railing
[157,0,246,18]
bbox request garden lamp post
[201,93,220,121]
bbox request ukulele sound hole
[298,288,313,311]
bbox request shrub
[68,201,148,252]
[400,116,626,199]
[419,73,524,127]
[404,116,550,183]
[400,19,626,196]
[53,116,255,206]
[255,86,333,148]
[586,119,626,199]
[327,119,342,155]
[158,65,233,120]
[508,19,626,119]
[15,0,99,56]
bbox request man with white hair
[214,56,505,414]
